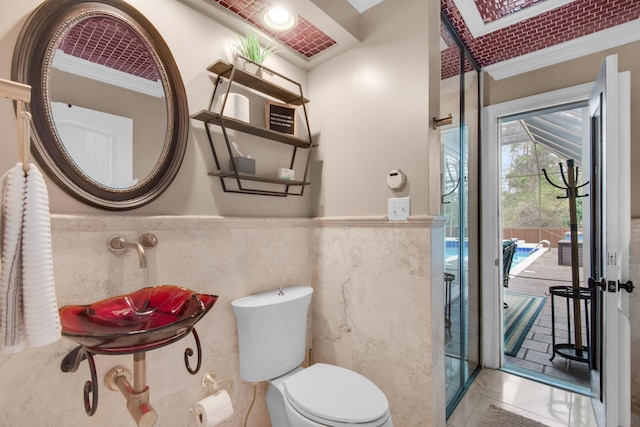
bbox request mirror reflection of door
[52,102,136,189]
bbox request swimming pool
[445,240,544,269]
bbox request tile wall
[0,215,310,426]
[310,216,446,426]
[0,214,445,426]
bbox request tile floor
[447,369,597,427]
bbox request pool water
[445,242,537,267]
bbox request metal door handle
[588,277,606,291]
[618,280,634,293]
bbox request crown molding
[454,0,576,38]
[52,50,165,98]
[484,19,640,80]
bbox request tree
[502,140,580,228]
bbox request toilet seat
[284,363,390,427]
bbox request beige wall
[484,40,640,217]
[308,0,441,217]
[1,2,446,426]
[2,0,442,218]
[0,0,310,216]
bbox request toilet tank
[231,286,312,382]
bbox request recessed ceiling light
[263,5,297,31]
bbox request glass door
[440,14,480,417]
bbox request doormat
[504,292,547,356]
[477,404,551,427]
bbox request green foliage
[233,28,277,64]
[502,141,583,228]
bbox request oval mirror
[12,0,188,210]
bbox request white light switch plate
[388,197,410,221]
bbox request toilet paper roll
[217,93,249,123]
[194,390,234,427]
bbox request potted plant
[233,28,277,75]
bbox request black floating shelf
[208,170,310,186]
[207,60,309,106]
[191,110,311,148]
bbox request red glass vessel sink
[59,285,218,354]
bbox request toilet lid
[284,363,389,426]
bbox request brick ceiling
[212,0,337,58]
[441,0,640,79]
[58,17,160,81]
[58,1,640,81]
[475,0,545,23]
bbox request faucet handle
[108,235,128,255]
[140,233,158,249]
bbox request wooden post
[566,159,583,353]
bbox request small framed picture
[266,100,296,135]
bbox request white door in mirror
[388,197,410,221]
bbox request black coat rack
[542,159,588,353]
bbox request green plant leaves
[233,28,278,64]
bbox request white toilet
[231,285,393,427]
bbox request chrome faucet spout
[109,235,148,268]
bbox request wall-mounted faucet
[109,233,158,268]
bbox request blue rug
[504,292,547,356]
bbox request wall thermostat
[387,169,407,191]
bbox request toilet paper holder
[201,371,234,395]
[190,371,234,418]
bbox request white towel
[0,163,60,353]
[0,164,26,353]
[22,164,61,348]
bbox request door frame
[586,56,632,427]
[480,82,592,369]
